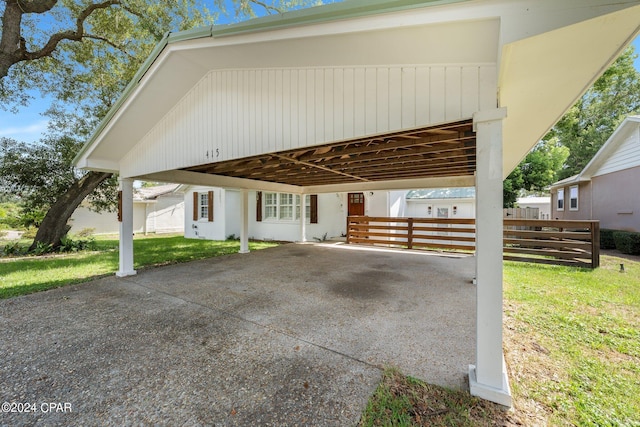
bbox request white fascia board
[302,176,475,194]
[136,170,301,193]
[75,158,120,174]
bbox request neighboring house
[550,116,640,232]
[405,188,476,219]
[71,184,184,235]
[516,196,551,219]
[184,187,476,242]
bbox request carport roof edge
[72,0,468,168]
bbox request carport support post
[239,189,250,254]
[469,108,511,407]
[116,177,137,277]
[300,193,307,242]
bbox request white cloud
[0,120,49,142]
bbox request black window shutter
[256,191,262,222]
[310,194,318,224]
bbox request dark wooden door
[348,192,365,216]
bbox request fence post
[407,217,414,249]
[591,221,600,268]
[346,216,351,244]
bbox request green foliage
[59,236,98,253]
[550,47,640,180]
[31,241,53,255]
[0,131,118,219]
[2,241,26,256]
[505,47,639,206]
[600,229,617,250]
[504,256,640,426]
[503,139,569,208]
[503,167,524,208]
[359,367,509,426]
[613,231,640,255]
[0,202,23,229]
[21,227,38,239]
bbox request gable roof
[551,115,640,189]
[134,184,182,201]
[406,187,475,199]
[74,0,640,190]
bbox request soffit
[182,120,475,187]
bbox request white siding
[594,127,640,176]
[184,187,228,240]
[70,196,184,235]
[122,64,496,178]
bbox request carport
[74,0,640,406]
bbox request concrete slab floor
[0,243,476,426]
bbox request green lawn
[504,254,640,426]
[2,235,638,425]
[0,235,278,299]
[361,253,639,426]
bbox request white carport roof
[74,0,640,186]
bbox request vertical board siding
[122,64,497,177]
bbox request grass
[359,368,513,426]
[2,234,639,425]
[0,234,278,299]
[503,253,640,426]
[360,253,640,426]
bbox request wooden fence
[503,219,599,268]
[346,216,600,268]
[346,216,476,252]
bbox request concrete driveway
[0,243,475,426]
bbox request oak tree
[0,0,315,251]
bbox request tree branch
[16,0,58,14]
[251,0,283,15]
[84,34,136,59]
[24,0,122,61]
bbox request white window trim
[557,188,564,211]
[569,185,579,211]
[199,192,209,221]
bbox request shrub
[2,241,25,256]
[613,231,640,255]
[32,241,53,256]
[58,236,98,253]
[600,229,617,249]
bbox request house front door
[348,192,365,216]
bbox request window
[557,188,564,211]
[569,185,578,211]
[264,192,278,220]
[199,193,209,220]
[193,191,213,222]
[279,193,294,220]
[260,192,317,223]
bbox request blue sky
[1,13,640,144]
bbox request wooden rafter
[182,119,476,187]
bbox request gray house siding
[592,166,640,232]
[551,181,592,221]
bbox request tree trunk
[29,171,112,252]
